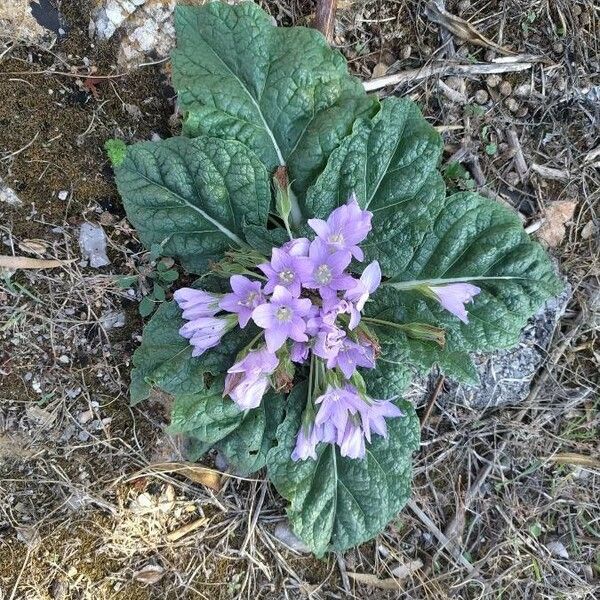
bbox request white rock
[90,0,176,68]
[79,222,110,268]
[0,177,22,207]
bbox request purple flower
[429,283,481,324]
[219,275,264,328]
[251,285,312,352]
[329,338,375,378]
[281,237,310,257]
[339,419,366,459]
[224,347,279,410]
[290,341,309,363]
[344,261,381,329]
[258,247,311,297]
[179,314,236,357]
[314,385,364,445]
[303,239,355,296]
[174,288,221,320]
[291,421,321,461]
[307,194,373,260]
[359,399,404,443]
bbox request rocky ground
[0,1,598,599]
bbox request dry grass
[1,0,599,598]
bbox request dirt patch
[1,0,598,599]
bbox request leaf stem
[386,275,525,290]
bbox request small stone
[486,74,501,88]
[78,410,94,424]
[474,89,489,104]
[58,355,70,364]
[506,171,520,187]
[274,521,310,553]
[456,45,470,58]
[484,50,496,62]
[546,540,569,559]
[371,62,388,79]
[58,190,68,201]
[572,5,582,16]
[79,222,110,268]
[100,311,125,330]
[0,176,22,207]
[499,81,513,97]
[579,11,590,25]
[457,0,471,15]
[78,430,90,442]
[553,42,564,54]
[401,44,412,59]
[505,98,519,112]
[514,84,531,98]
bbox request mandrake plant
[108,2,562,556]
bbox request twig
[506,128,528,179]
[421,375,445,428]
[314,0,338,42]
[363,60,533,92]
[407,499,481,578]
[336,552,352,593]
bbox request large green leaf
[216,391,285,475]
[171,382,285,475]
[129,301,256,405]
[114,136,270,273]
[172,2,377,206]
[365,192,562,380]
[305,97,445,276]
[267,385,420,556]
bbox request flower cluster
[174,195,481,461]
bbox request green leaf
[129,301,256,405]
[306,97,445,277]
[172,2,377,207]
[105,138,127,167]
[170,380,244,443]
[138,296,155,317]
[114,136,270,274]
[158,269,179,283]
[366,192,562,379]
[216,391,285,475]
[172,384,285,476]
[267,384,420,556]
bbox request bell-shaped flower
[429,283,481,324]
[219,275,264,328]
[251,285,312,352]
[307,193,372,260]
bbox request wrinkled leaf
[129,301,255,405]
[306,97,445,277]
[268,384,420,556]
[172,2,377,206]
[114,136,270,273]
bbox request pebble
[475,89,489,104]
[553,42,564,54]
[58,190,68,201]
[78,222,110,268]
[499,81,513,97]
[58,355,70,364]
[505,98,519,112]
[401,44,412,59]
[273,521,310,553]
[486,74,501,88]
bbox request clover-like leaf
[114,136,270,273]
[172,2,377,208]
[267,384,420,556]
[306,97,445,276]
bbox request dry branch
[364,60,533,92]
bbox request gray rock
[79,222,110,268]
[413,286,571,409]
[100,310,125,330]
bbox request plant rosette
[108,2,562,556]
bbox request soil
[1,1,598,599]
